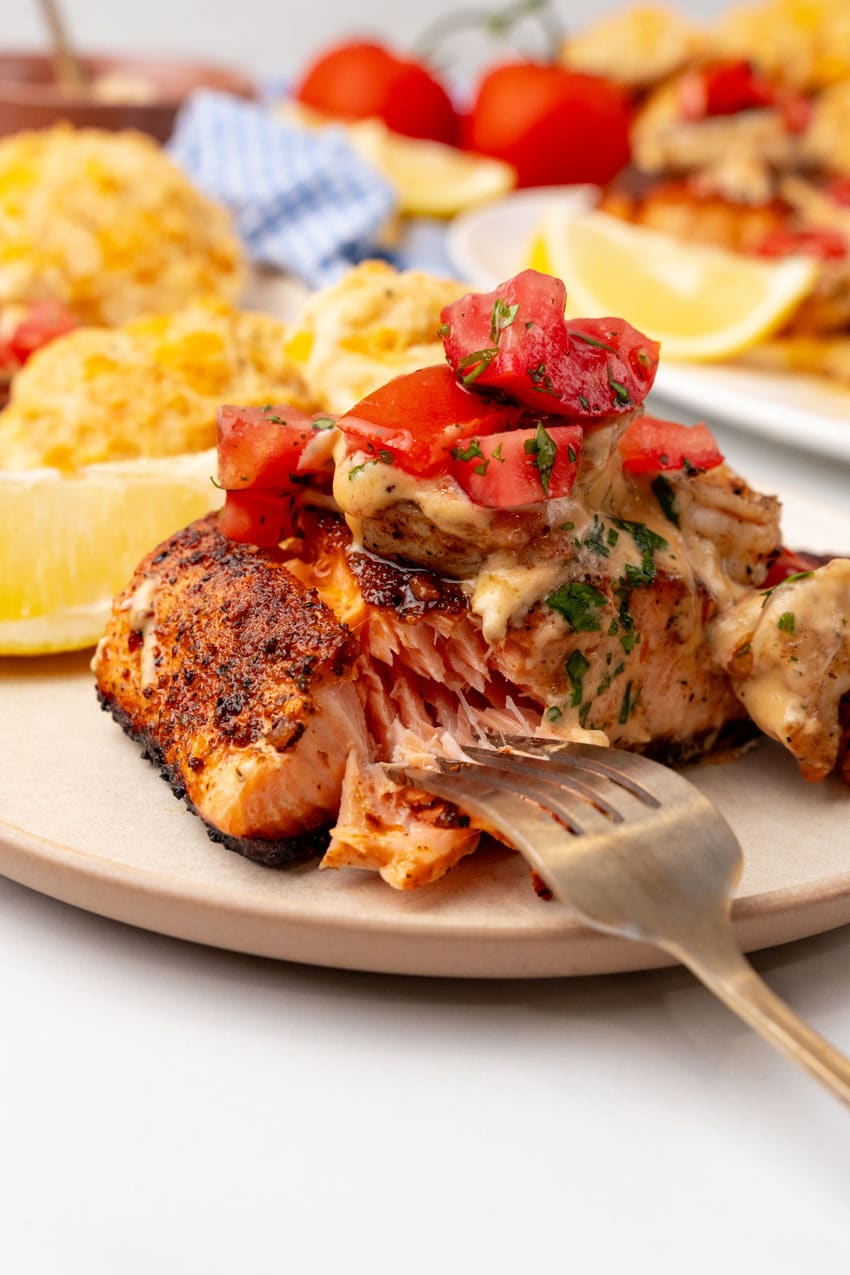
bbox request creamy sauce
[333,440,777,647]
[710,560,850,768]
[118,576,159,689]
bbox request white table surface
[3,2,850,1264]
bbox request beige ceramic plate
[1,485,848,978]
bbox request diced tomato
[217,405,333,490]
[762,546,827,588]
[7,300,77,364]
[336,365,518,475]
[679,60,773,120]
[755,226,848,261]
[619,415,724,475]
[440,270,659,420]
[218,490,291,548]
[448,422,583,507]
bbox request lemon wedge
[527,208,819,361]
[342,118,516,218]
[0,450,222,655]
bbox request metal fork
[390,736,850,1107]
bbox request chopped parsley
[761,571,812,605]
[577,394,590,411]
[529,362,557,395]
[583,515,610,558]
[491,442,505,462]
[524,420,558,494]
[606,527,619,548]
[578,702,592,729]
[618,680,635,725]
[457,347,498,385]
[607,365,631,406]
[778,611,796,634]
[437,322,450,338]
[489,297,520,342]
[312,416,336,431]
[474,460,489,477]
[619,629,640,655]
[566,650,590,707]
[572,330,615,353]
[614,518,668,587]
[451,439,484,463]
[546,582,608,633]
[546,705,563,723]
[651,474,679,527]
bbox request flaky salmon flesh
[93,464,850,889]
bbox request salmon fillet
[93,514,366,864]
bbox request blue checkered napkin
[168,90,397,289]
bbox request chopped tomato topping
[336,365,517,475]
[619,415,724,475]
[217,404,334,490]
[448,422,583,508]
[762,546,827,588]
[440,270,659,420]
[218,490,291,548]
[756,226,848,261]
[679,60,773,120]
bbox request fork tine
[484,732,697,806]
[462,745,650,823]
[389,758,609,836]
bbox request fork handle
[671,929,850,1108]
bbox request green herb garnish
[651,474,679,527]
[489,297,519,342]
[778,611,796,634]
[524,420,558,494]
[451,439,484,463]
[546,582,608,632]
[566,650,590,707]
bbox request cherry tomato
[448,422,583,507]
[679,60,773,120]
[466,62,631,188]
[756,226,848,261]
[440,270,659,420]
[295,40,458,144]
[618,415,724,475]
[217,405,334,490]
[336,365,517,475]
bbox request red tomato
[440,270,659,420]
[219,490,291,548]
[618,415,724,475]
[217,405,334,490]
[762,546,826,588]
[756,226,848,261]
[336,365,517,475]
[466,63,631,187]
[679,60,773,120]
[448,422,583,507]
[5,300,77,366]
[294,41,458,144]
[827,177,850,207]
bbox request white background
[3,2,850,1272]
[6,0,734,78]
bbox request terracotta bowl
[0,50,256,142]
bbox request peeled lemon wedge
[0,450,222,655]
[346,119,516,218]
[526,208,819,361]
